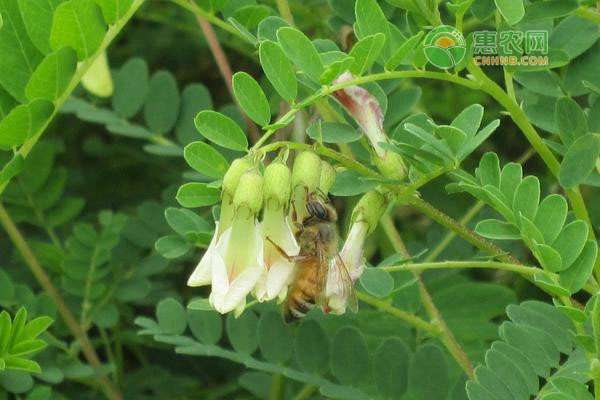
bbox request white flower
[326,221,369,314]
[187,170,265,314]
[254,207,300,301]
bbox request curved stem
[380,214,475,378]
[0,0,146,197]
[0,204,122,400]
[384,261,539,276]
[356,291,438,334]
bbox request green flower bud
[264,161,291,210]
[223,158,254,197]
[351,190,387,234]
[374,151,406,181]
[233,171,264,215]
[319,161,336,195]
[292,151,322,192]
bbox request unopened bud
[233,171,264,215]
[351,190,386,234]
[223,158,254,198]
[374,151,406,181]
[264,161,291,209]
[81,51,114,97]
[319,161,336,195]
[292,151,322,192]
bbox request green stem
[0,203,122,400]
[275,0,294,25]
[467,62,594,241]
[0,0,146,197]
[356,292,438,334]
[170,0,245,39]
[424,201,484,262]
[384,260,539,276]
[380,213,475,378]
[292,384,317,400]
[268,373,284,400]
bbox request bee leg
[266,237,294,262]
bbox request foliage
[0,0,598,399]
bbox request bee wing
[314,241,329,309]
[332,253,358,313]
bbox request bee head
[305,193,337,223]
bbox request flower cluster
[187,150,386,316]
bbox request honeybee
[270,193,357,322]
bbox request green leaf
[329,170,378,196]
[187,309,222,345]
[258,40,297,102]
[184,142,229,179]
[359,268,394,298]
[257,16,289,42]
[533,244,562,273]
[232,4,272,30]
[373,338,409,398]
[156,298,187,335]
[534,195,567,244]
[524,0,577,21]
[232,72,270,126]
[294,320,329,375]
[330,326,369,385]
[550,16,600,60]
[408,344,448,400]
[194,110,248,151]
[476,152,500,188]
[355,0,392,59]
[475,219,521,240]
[22,316,53,340]
[552,220,589,271]
[533,272,570,297]
[144,71,180,135]
[451,104,483,137]
[555,97,588,145]
[257,311,292,363]
[306,121,361,143]
[50,0,107,61]
[176,183,220,208]
[0,0,44,102]
[560,240,598,294]
[513,176,540,221]
[385,31,424,71]
[94,0,134,24]
[348,33,386,76]
[176,84,213,145]
[25,47,77,101]
[17,0,63,54]
[498,162,522,205]
[494,0,524,25]
[559,134,600,188]
[0,100,54,149]
[112,58,148,118]
[435,125,466,155]
[226,311,258,354]
[4,358,41,374]
[155,235,190,258]
[277,27,324,82]
[165,207,211,238]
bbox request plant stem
[194,16,261,143]
[292,384,317,400]
[171,0,245,39]
[0,204,122,400]
[268,373,284,400]
[408,196,521,265]
[424,201,484,262]
[356,291,438,333]
[467,61,595,243]
[0,0,145,197]
[275,0,294,25]
[384,260,539,276]
[380,213,475,378]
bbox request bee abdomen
[283,279,316,323]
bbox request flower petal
[187,224,221,287]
